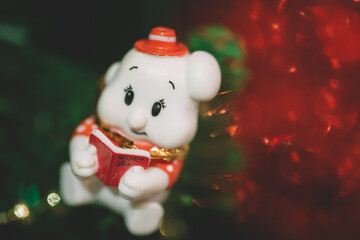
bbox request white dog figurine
[60,26,221,235]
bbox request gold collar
[95,116,189,161]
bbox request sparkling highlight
[13,203,29,219]
[47,193,61,207]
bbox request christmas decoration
[59,26,221,236]
[3,0,360,239]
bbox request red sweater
[72,116,184,188]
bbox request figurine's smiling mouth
[131,129,147,136]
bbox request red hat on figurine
[134,26,189,57]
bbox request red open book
[89,129,151,186]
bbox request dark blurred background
[1,0,189,68]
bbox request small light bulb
[13,203,29,219]
[47,193,61,207]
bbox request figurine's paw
[118,167,147,200]
[118,166,169,200]
[71,144,98,179]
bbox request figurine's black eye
[152,102,161,116]
[124,85,134,105]
[125,91,134,105]
[151,99,166,117]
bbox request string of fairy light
[0,193,61,225]
[0,190,190,237]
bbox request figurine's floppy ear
[104,61,121,85]
[186,51,221,102]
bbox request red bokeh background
[187,0,360,239]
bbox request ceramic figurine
[60,26,221,235]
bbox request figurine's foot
[60,162,100,206]
[124,201,164,236]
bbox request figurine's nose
[127,109,147,130]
